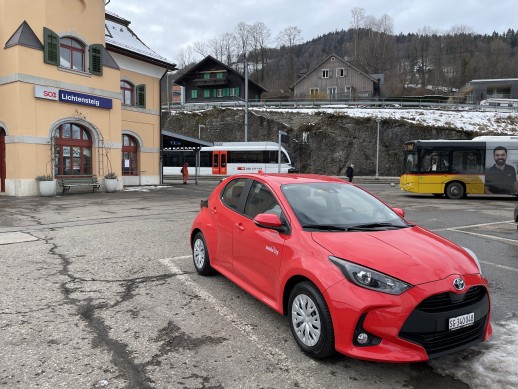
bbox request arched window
[122,135,138,175]
[120,81,134,106]
[54,124,92,176]
[60,37,85,71]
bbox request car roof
[225,173,348,186]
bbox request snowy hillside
[254,106,518,135]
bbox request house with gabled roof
[290,53,378,100]
[174,55,267,105]
[0,0,175,196]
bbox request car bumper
[325,273,492,362]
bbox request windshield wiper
[302,224,347,231]
[347,222,409,231]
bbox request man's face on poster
[494,149,507,166]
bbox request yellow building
[0,0,175,196]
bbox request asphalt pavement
[1,181,516,389]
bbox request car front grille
[399,285,489,358]
[415,285,486,313]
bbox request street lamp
[375,117,381,178]
[198,124,206,139]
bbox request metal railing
[161,98,518,113]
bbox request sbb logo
[44,91,57,98]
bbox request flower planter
[104,178,118,193]
[39,180,56,196]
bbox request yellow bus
[400,136,518,199]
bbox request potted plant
[104,172,118,193]
[36,174,56,196]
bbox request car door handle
[235,223,245,231]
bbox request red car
[190,173,492,362]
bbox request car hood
[311,226,480,285]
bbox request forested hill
[257,28,518,97]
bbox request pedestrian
[346,164,354,182]
[181,162,189,184]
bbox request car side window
[244,181,282,220]
[221,179,247,211]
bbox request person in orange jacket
[181,162,189,184]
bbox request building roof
[289,53,377,90]
[105,11,176,70]
[174,55,267,93]
[4,21,43,50]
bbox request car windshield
[281,182,409,230]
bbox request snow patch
[429,319,518,389]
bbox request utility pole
[376,118,381,177]
[244,60,248,142]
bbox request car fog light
[357,333,369,345]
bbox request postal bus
[400,136,518,199]
[163,141,296,176]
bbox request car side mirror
[254,213,289,233]
[392,207,405,217]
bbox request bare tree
[175,46,195,69]
[414,26,439,88]
[221,32,236,66]
[234,21,253,62]
[250,22,272,81]
[276,26,302,83]
[351,7,366,58]
[192,41,209,58]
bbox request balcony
[194,77,229,87]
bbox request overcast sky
[106,0,518,65]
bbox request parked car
[190,173,492,362]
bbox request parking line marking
[479,260,518,273]
[446,228,518,246]
[434,220,515,232]
[159,257,320,388]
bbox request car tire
[288,281,335,359]
[192,232,215,276]
[445,182,465,200]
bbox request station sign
[34,85,112,109]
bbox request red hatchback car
[190,173,492,362]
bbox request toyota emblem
[453,278,465,291]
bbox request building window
[310,88,319,97]
[328,87,337,99]
[230,87,240,96]
[120,81,134,106]
[54,123,92,176]
[204,89,211,98]
[191,89,198,99]
[322,69,330,78]
[60,37,85,71]
[122,135,138,176]
[336,68,346,77]
[217,89,223,97]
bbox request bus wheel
[445,182,465,199]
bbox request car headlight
[462,247,483,275]
[329,256,413,295]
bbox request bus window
[404,152,418,172]
[452,150,484,174]
[213,153,219,168]
[422,151,449,172]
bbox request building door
[0,128,5,192]
[122,134,138,175]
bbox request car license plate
[449,312,475,331]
